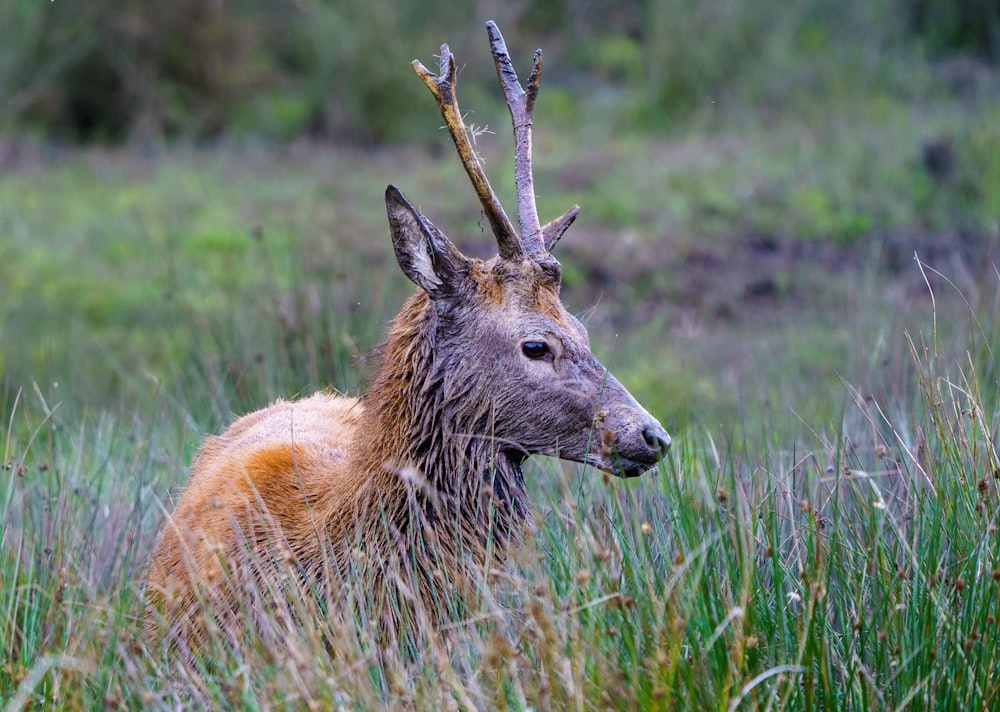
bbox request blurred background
[1,0,999,428]
[2,0,998,144]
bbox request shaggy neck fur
[341,292,528,570]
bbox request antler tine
[486,21,546,260]
[413,44,522,261]
[542,204,580,251]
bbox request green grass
[4,75,999,411]
[3,272,999,708]
[2,66,1000,706]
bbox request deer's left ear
[385,185,469,300]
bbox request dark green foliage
[907,0,1000,61]
[0,0,484,143]
[2,0,273,141]
[1,0,996,143]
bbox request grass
[2,56,1000,707]
[5,77,999,412]
[2,149,999,706]
[2,267,999,708]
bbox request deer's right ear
[385,185,469,299]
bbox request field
[4,8,1000,709]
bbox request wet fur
[145,273,531,649]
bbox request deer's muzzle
[591,393,672,478]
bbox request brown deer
[144,21,670,652]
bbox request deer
[144,21,671,654]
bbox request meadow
[3,6,1000,708]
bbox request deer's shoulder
[214,391,364,452]
[179,392,363,513]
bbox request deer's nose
[642,423,672,458]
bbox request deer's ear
[385,185,468,299]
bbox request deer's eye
[521,341,549,360]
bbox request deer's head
[385,23,670,479]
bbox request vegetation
[2,0,1000,708]
[3,251,999,707]
[2,0,998,142]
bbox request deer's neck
[351,293,528,556]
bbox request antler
[413,43,522,260]
[541,204,580,251]
[486,21,548,260]
[413,22,580,263]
